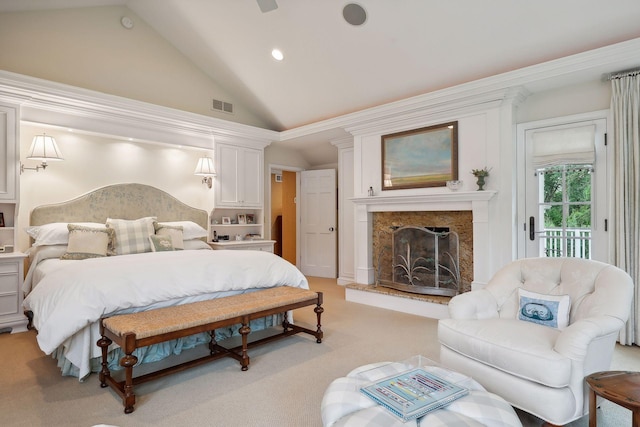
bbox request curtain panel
[611,74,640,345]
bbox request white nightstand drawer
[0,293,18,316]
[0,274,18,293]
[0,262,18,274]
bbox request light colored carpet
[0,277,637,426]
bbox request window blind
[531,124,595,168]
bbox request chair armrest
[554,316,624,361]
[448,289,499,319]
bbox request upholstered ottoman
[321,361,522,427]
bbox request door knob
[329,227,335,232]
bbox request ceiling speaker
[343,3,367,26]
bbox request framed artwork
[237,214,246,225]
[246,214,255,224]
[382,121,458,190]
[221,216,231,225]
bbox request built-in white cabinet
[215,143,262,208]
[0,102,19,255]
[208,207,274,252]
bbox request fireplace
[376,225,462,296]
[347,191,496,318]
[373,210,473,294]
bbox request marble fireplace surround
[348,190,496,318]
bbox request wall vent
[212,98,234,114]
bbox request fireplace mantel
[350,190,497,291]
[350,191,496,212]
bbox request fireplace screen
[376,226,460,296]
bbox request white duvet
[23,250,308,379]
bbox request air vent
[212,98,234,114]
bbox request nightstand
[0,252,28,333]
[208,240,275,253]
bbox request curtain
[611,73,640,345]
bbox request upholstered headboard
[30,183,208,229]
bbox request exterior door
[300,169,337,278]
[521,115,609,261]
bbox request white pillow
[106,217,156,255]
[518,289,571,330]
[157,221,207,240]
[26,222,106,247]
[183,239,212,250]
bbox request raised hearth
[345,283,450,319]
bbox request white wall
[518,80,611,123]
[0,6,269,129]
[18,124,215,251]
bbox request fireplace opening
[376,225,461,296]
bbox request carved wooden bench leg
[121,333,138,414]
[239,316,251,371]
[97,334,112,388]
[315,293,324,343]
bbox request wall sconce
[194,156,216,189]
[21,133,64,173]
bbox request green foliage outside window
[542,166,591,229]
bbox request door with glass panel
[522,117,608,261]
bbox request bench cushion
[102,286,318,339]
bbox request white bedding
[23,250,308,379]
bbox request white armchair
[438,257,633,426]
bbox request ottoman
[321,361,522,427]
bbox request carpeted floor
[0,277,638,426]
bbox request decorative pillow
[26,222,106,246]
[148,234,175,252]
[60,225,115,260]
[106,217,156,255]
[156,221,207,240]
[154,222,184,250]
[518,289,571,329]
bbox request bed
[22,183,308,381]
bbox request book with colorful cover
[360,368,469,421]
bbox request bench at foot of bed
[97,286,323,414]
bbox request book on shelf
[360,368,469,421]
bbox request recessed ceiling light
[271,49,284,61]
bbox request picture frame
[246,214,255,224]
[237,214,246,225]
[0,212,4,227]
[221,216,231,225]
[382,121,458,190]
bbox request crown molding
[0,71,278,150]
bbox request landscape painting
[382,121,458,190]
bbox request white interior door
[300,169,337,278]
[520,115,609,261]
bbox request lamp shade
[28,134,64,161]
[194,156,216,176]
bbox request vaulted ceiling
[2,0,640,165]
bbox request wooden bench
[97,286,323,413]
